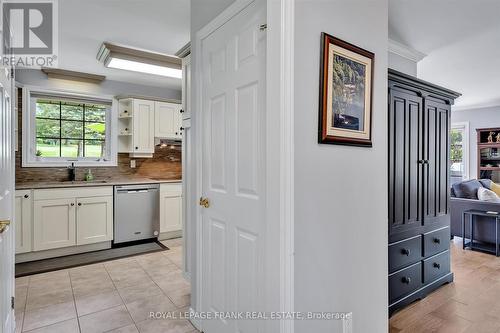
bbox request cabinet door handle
[24,194,29,199]
[180,109,184,113]
[135,147,139,150]
[180,127,184,131]
[78,203,82,206]
[70,203,75,206]
[433,238,441,244]
[418,160,425,164]
[401,277,411,284]
[433,262,441,269]
[401,248,411,256]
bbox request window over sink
[22,88,117,167]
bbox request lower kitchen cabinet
[33,198,76,251]
[76,196,113,245]
[32,186,114,251]
[15,190,32,254]
[160,183,182,234]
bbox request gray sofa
[451,179,500,244]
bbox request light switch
[130,160,136,168]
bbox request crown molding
[388,39,426,63]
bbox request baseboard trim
[15,242,111,263]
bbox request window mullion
[83,104,86,157]
[59,101,62,157]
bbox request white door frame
[192,0,295,332]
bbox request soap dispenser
[84,169,94,182]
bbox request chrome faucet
[68,162,76,181]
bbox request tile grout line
[19,276,30,333]
[67,270,82,333]
[103,258,139,332]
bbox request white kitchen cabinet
[33,198,76,251]
[132,99,155,155]
[32,186,113,251]
[15,190,32,254]
[154,101,182,139]
[160,184,182,235]
[76,196,113,245]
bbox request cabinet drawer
[389,236,422,273]
[423,227,449,257]
[423,251,450,284]
[389,262,422,303]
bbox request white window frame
[22,86,118,167]
[451,121,469,180]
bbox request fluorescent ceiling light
[107,58,182,78]
[97,42,182,79]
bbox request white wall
[388,51,417,76]
[452,105,500,180]
[293,1,388,332]
[15,69,181,100]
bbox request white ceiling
[389,0,500,110]
[57,0,190,90]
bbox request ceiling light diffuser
[97,42,182,79]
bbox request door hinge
[11,296,14,310]
[259,24,267,31]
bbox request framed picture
[318,33,374,147]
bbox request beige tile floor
[15,238,199,333]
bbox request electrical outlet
[130,160,136,168]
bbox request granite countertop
[16,177,182,190]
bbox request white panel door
[133,99,155,153]
[14,191,32,254]
[201,2,266,333]
[33,199,76,251]
[0,84,14,333]
[76,196,113,245]
[154,102,182,139]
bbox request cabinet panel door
[155,102,182,139]
[182,55,191,120]
[133,99,155,153]
[15,191,32,254]
[424,100,450,225]
[389,89,424,236]
[160,194,182,233]
[76,196,113,245]
[33,199,76,251]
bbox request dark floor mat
[16,241,168,277]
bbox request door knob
[0,220,10,234]
[199,197,210,208]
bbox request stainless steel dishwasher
[114,184,160,244]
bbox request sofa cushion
[478,187,500,202]
[452,179,483,199]
[491,182,500,197]
[480,179,493,190]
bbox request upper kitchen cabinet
[155,101,182,139]
[118,98,155,157]
[132,99,156,156]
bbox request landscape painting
[319,33,374,147]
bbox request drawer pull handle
[433,238,441,244]
[401,248,411,256]
[433,263,441,269]
[24,194,29,199]
[401,277,411,284]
